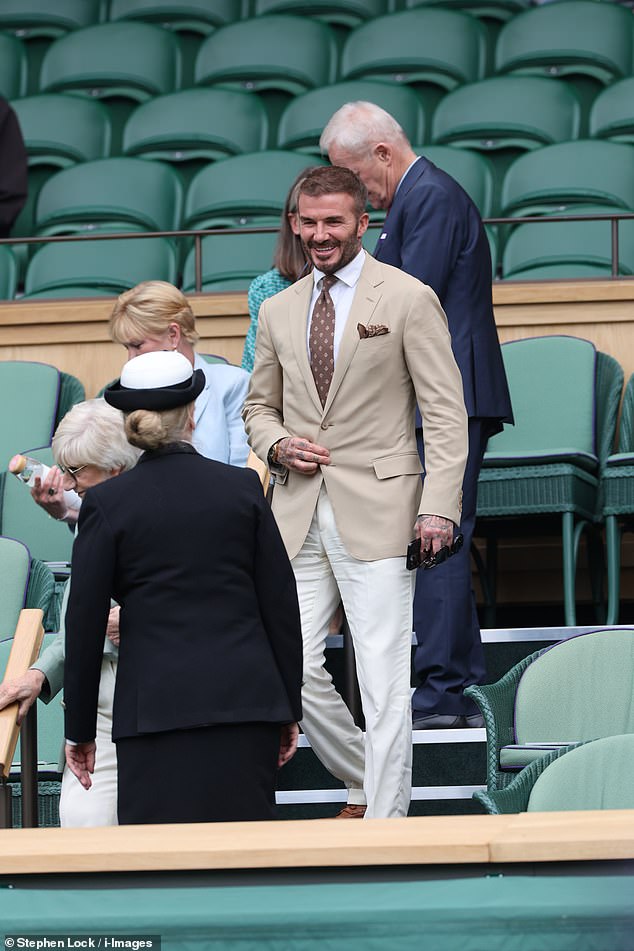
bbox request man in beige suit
[243,167,468,819]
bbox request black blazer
[64,443,303,743]
[375,157,513,425]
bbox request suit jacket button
[320,422,329,430]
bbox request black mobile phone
[406,537,421,571]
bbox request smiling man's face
[297,191,368,275]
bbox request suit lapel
[290,274,323,415]
[323,254,384,414]
[374,158,430,258]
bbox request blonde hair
[124,405,192,451]
[109,281,200,347]
[53,399,140,472]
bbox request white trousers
[59,656,118,828]
[292,486,414,818]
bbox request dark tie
[309,274,337,407]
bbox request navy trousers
[411,417,495,718]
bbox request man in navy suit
[322,102,513,729]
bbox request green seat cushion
[484,336,597,467]
[499,742,580,770]
[528,734,634,811]
[514,629,634,746]
[605,452,634,468]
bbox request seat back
[184,150,327,231]
[404,0,529,20]
[182,232,278,292]
[123,88,269,170]
[277,80,427,153]
[0,34,27,99]
[341,8,487,108]
[12,94,112,168]
[0,361,60,470]
[24,237,178,298]
[1,448,75,567]
[589,77,634,146]
[0,0,103,36]
[0,539,30,640]
[527,733,634,812]
[501,140,634,218]
[195,16,338,95]
[485,336,597,466]
[109,0,240,31]
[254,0,388,29]
[495,1,634,85]
[515,629,634,745]
[35,157,183,236]
[502,207,634,279]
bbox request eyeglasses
[58,463,88,486]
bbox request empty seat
[405,0,529,21]
[12,94,111,167]
[341,8,488,111]
[34,157,183,237]
[195,15,338,145]
[0,247,17,301]
[495,1,634,114]
[0,362,63,470]
[182,232,279,293]
[420,146,495,217]
[277,80,427,152]
[589,77,634,146]
[122,89,269,182]
[502,206,634,280]
[0,34,27,99]
[253,0,388,28]
[23,237,178,298]
[0,0,104,94]
[0,537,54,640]
[501,140,634,218]
[39,22,182,150]
[184,150,327,231]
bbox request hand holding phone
[406,533,464,570]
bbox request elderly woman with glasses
[0,398,140,827]
[63,351,303,825]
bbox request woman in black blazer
[63,351,303,825]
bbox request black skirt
[116,722,281,824]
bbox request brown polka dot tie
[309,274,337,407]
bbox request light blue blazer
[192,354,250,467]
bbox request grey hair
[320,101,410,158]
[53,398,141,472]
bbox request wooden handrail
[0,609,44,780]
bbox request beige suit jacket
[243,252,468,561]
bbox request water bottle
[7,454,81,511]
[8,454,49,487]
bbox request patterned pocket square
[357,323,390,339]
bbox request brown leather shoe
[334,804,367,819]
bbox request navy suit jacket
[374,157,513,425]
[64,443,303,744]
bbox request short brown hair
[298,166,368,219]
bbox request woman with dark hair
[241,168,317,372]
[63,350,303,825]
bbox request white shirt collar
[312,247,366,290]
[394,155,422,199]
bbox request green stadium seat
[194,15,338,145]
[589,77,634,146]
[0,362,63,473]
[500,263,615,282]
[39,22,182,150]
[23,237,178,298]
[122,89,269,185]
[475,338,623,628]
[184,150,326,231]
[182,231,278,293]
[253,0,388,29]
[501,206,634,280]
[108,0,242,86]
[602,374,634,624]
[404,0,529,23]
[0,247,17,301]
[341,9,488,112]
[495,1,634,116]
[34,157,183,237]
[0,0,104,95]
[418,146,495,217]
[0,539,54,641]
[11,94,112,166]
[500,140,634,218]
[277,80,427,153]
[0,34,28,99]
